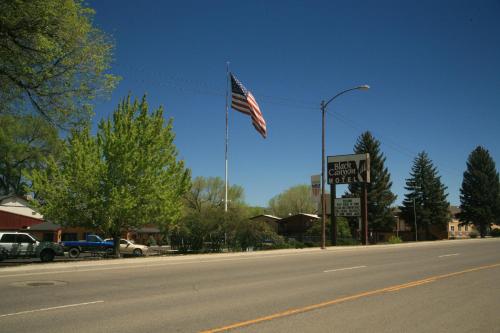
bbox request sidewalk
[0,237,493,275]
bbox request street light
[320,85,370,249]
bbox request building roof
[280,213,320,223]
[449,206,461,217]
[0,195,43,220]
[292,213,320,219]
[28,221,62,231]
[250,214,282,221]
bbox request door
[16,234,37,256]
[0,234,17,255]
[120,239,132,254]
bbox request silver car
[104,238,149,256]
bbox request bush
[287,238,305,249]
[490,228,500,237]
[388,235,402,244]
[469,230,479,238]
[337,238,360,246]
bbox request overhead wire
[120,69,459,180]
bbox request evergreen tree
[459,146,500,238]
[348,132,396,232]
[401,152,449,240]
[29,95,190,255]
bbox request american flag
[230,73,267,138]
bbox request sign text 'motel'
[327,153,370,184]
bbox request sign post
[327,154,370,245]
[330,185,336,245]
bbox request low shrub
[469,230,479,238]
[337,238,360,246]
[490,228,500,237]
[287,238,305,249]
[388,235,402,244]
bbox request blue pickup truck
[61,234,114,258]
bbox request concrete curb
[0,237,497,274]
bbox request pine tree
[401,152,449,240]
[459,146,500,238]
[348,131,396,232]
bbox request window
[450,226,455,232]
[17,234,35,243]
[61,233,78,241]
[120,240,128,245]
[458,225,462,231]
[0,234,17,243]
[87,235,103,242]
[465,225,468,232]
[43,233,54,242]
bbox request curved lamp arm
[322,85,370,109]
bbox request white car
[104,238,149,256]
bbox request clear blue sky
[88,0,500,208]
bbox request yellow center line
[200,262,500,333]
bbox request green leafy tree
[268,184,317,218]
[304,216,352,246]
[348,132,396,231]
[172,176,280,252]
[170,176,246,252]
[401,152,449,240]
[0,0,119,127]
[0,114,61,195]
[184,176,244,213]
[234,219,286,251]
[459,146,500,238]
[29,95,190,255]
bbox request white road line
[0,300,104,318]
[438,253,460,258]
[324,265,367,273]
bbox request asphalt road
[0,238,499,333]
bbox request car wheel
[68,247,80,258]
[133,248,143,257]
[40,249,55,262]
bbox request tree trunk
[113,234,121,258]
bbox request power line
[116,70,461,179]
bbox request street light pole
[320,85,370,249]
[413,197,418,242]
[412,184,421,242]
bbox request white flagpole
[224,62,230,212]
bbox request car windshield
[87,235,103,242]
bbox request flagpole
[224,62,230,212]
